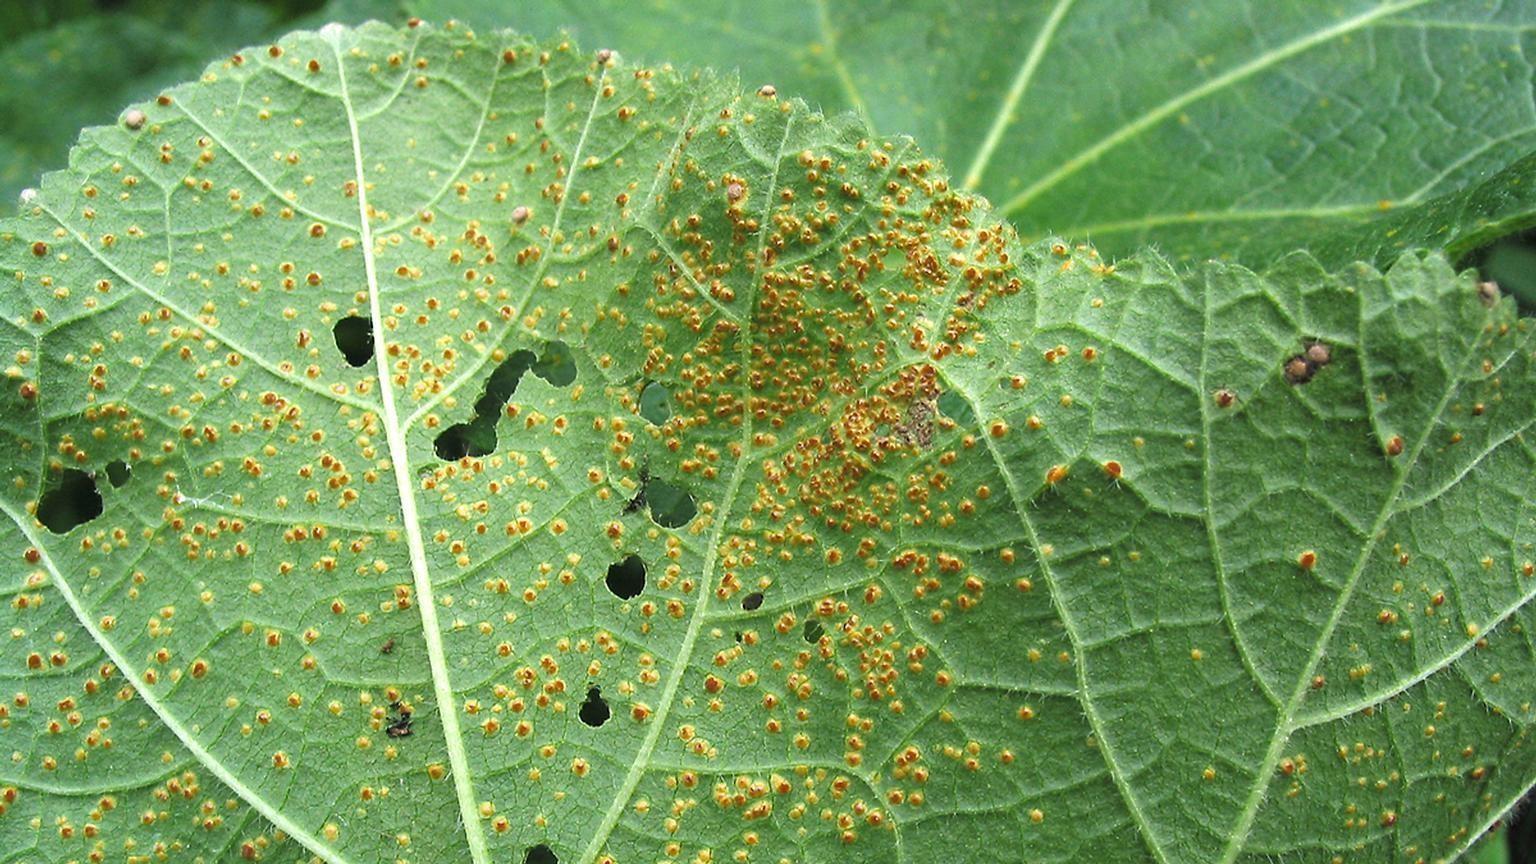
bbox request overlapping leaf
[2,22,1534,864]
[412,0,1536,270]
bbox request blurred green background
[0,4,1532,860]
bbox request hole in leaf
[578,686,610,728]
[741,591,764,611]
[524,845,558,864]
[475,350,536,417]
[38,469,103,534]
[434,350,540,462]
[937,390,975,426]
[644,478,696,528]
[433,420,497,461]
[605,555,645,600]
[639,381,672,425]
[802,619,825,644]
[532,340,577,387]
[332,316,374,367]
[104,460,131,488]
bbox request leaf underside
[1,21,1534,864]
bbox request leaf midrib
[997,0,1436,218]
[1215,281,1497,864]
[325,27,490,864]
[959,0,1076,191]
[574,89,800,864]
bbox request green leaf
[407,0,1536,268]
[3,21,1535,864]
[0,0,408,217]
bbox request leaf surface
[410,0,1536,268]
[0,0,406,217]
[2,22,1535,864]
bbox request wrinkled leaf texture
[1,20,1535,864]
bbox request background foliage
[1,2,1533,862]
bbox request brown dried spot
[1478,281,1500,307]
[1283,355,1314,385]
[757,84,777,98]
[1213,388,1236,408]
[1384,435,1404,457]
[1304,341,1332,367]
[123,109,147,131]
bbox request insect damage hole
[638,380,672,425]
[937,389,976,426]
[531,340,577,387]
[432,350,535,461]
[332,316,374,367]
[741,591,764,611]
[578,686,611,727]
[644,477,696,528]
[104,460,131,488]
[525,845,558,864]
[433,421,496,461]
[802,619,826,644]
[605,555,646,600]
[37,469,103,533]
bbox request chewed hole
[532,340,577,387]
[434,350,540,463]
[104,460,131,488]
[802,619,825,644]
[644,478,696,528]
[433,420,496,461]
[332,316,374,367]
[741,591,764,611]
[936,390,975,426]
[475,350,535,416]
[578,686,610,728]
[524,845,558,864]
[639,381,672,425]
[38,469,103,534]
[605,555,645,600]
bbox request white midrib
[327,30,491,864]
[960,0,1076,191]
[997,0,1434,217]
[0,501,357,864]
